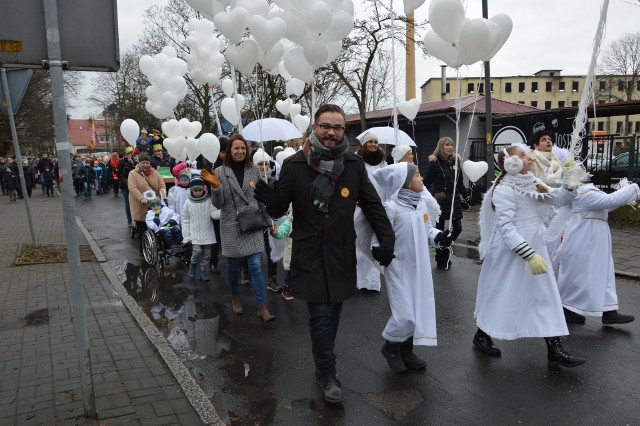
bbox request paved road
[75,193,640,425]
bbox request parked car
[584,153,605,171]
[594,151,640,172]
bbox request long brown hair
[223,133,252,168]
[431,137,455,159]
[356,144,387,162]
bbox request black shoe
[210,263,221,274]
[381,341,407,373]
[267,277,282,293]
[316,374,344,404]
[602,311,635,325]
[563,307,586,324]
[473,329,501,357]
[545,337,586,368]
[401,338,427,370]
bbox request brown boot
[257,304,275,323]
[231,294,243,315]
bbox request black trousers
[307,301,343,378]
[435,217,462,263]
[210,219,221,266]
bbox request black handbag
[225,171,270,233]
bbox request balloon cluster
[219,78,245,126]
[275,99,309,133]
[161,118,203,162]
[185,19,225,86]
[423,0,512,68]
[139,47,189,119]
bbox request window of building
[518,82,525,92]
[616,122,623,133]
[531,101,538,107]
[478,83,484,94]
[635,121,640,133]
[597,121,605,131]
[517,101,525,104]
[531,82,538,92]
[627,81,633,90]
[505,82,512,93]
[637,81,640,91]
[618,81,624,91]
[490,82,494,92]
[445,83,450,93]
[558,81,565,92]
[572,81,579,92]
[627,122,633,133]
[545,81,552,92]
[467,82,474,94]
[544,101,552,110]
[558,101,565,108]
[571,100,578,107]
[599,81,606,91]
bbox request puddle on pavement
[117,261,278,425]
[453,240,480,261]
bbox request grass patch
[15,243,96,265]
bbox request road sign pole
[42,0,96,418]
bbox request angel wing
[354,206,385,274]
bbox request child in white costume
[474,146,586,368]
[555,180,640,325]
[371,162,453,373]
[168,168,191,217]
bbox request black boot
[473,328,501,357]
[315,374,344,404]
[401,338,427,370]
[545,337,586,368]
[381,340,407,372]
[563,307,586,324]
[602,310,635,325]
[435,248,452,270]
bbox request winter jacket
[423,154,469,222]
[211,164,265,258]
[127,167,166,222]
[181,192,219,246]
[118,158,136,190]
[145,205,180,232]
[265,150,395,304]
[109,157,120,181]
[79,165,94,182]
[41,171,54,185]
[37,157,54,174]
[2,170,18,190]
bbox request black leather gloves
[371,244,395,267]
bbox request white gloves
[527,254,548,275]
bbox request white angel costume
[355,161,386,291]
[475,173,574,340]
[555,183,640,316]
[371,163,441,346]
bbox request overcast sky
[68,0,640,117]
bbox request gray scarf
[303,132,349,212]
[397,188,422,208]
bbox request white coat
[168,185,190,217]
[556,183,640,316]
[475,175,574,340]
[181,193,219,246]
[145,206,180,233]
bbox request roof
[345,96,540,124]
[67,118,110,147]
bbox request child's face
[179,178,189,187]
[512,148,532,174]
[408,169,424,193]
[191,188,204,197]
[257,161,270,174]
[149,200,162,213]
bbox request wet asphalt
[76,193,640,425]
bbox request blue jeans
[307,302,343,377]
[159,225,182,248]
[226,252,266,304]
[83,181,92,198]
[121,188,132,224]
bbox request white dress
[355,161,386,291]
[475,174,573,340]
[556,183,640,316]
[168,185,190,217]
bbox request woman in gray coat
[204,134,274,322]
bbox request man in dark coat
[36,152,54,194]
[254,104,395,404]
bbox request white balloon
[163,137,183,159]
[307,1,332,34]
[462,160,488,183]
[161,46,178,58]
[175,147,188,162]
[145,85,162,102]
[162,92,179,109]
[403,0,426,15]
[248,15,287,52]
[283,46,314,83]
[138,55,156,78]
[428,0,466,44]
[483,14,513,61]
[213,7,249,45]
[319,11,353,41]
[397,98,420,121]
[221,78,234,97]
[234,0,270,18]
[185,137,201,160]
[293,114,311,133]
[225,39,259,76]
[120,119,140,147]
[221,97,240,125]
[235,94,245,110]
[168,57,188,76]
[184,0,227,21]
[277,60,292,81]
[161,119,181,138]
[303,38,329,69]
[458,18,493,66]
[182,120,203,139]
[198,133,221,163]
[275,149,295,166]
[323,41,343,66]
[258,40,284,71]
[423,30,461,68]
[286,78,305,97]
[335,0,355,14]
[290,103,302,118]
[282,10,310,45]
[276,99,291,116]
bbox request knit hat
[124,146,133,155]
[392,145,412,163]
[252,148,271,166]
[141,128,148,134]
[153,144,163,151]
[403,163,418,188]
[189,176,205,191]
[179,168,190,181]
[360,131,378,145]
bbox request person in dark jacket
[423,137,470,270]
[2,166,18,202]
[118,147,137,226]
[79,158,95,199]
[253,104,396,405]
[37,153,54,194]
[21,160,35,198]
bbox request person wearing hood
[168,168,192,217]
[181,176,220,282]
[354,131,387,292]
[371,162,452,373]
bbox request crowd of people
[4,107,639,407]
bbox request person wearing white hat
[391,145,413,164]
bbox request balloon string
[411,120,418,167]
[448,68,462,230]
[230,64,243,133]
[390,0,399,146]
[460,64,485,161]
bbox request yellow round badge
[423,214,429,222]
[341,187,350,198]
[249,180,255,188]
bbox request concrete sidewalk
[0,192,221,425]
[457,203,640,279]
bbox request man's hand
[434,230,453,248]
[371,245,395,267]
[254,179,282,210]
[527,254,548,275]
[201,169,220,189]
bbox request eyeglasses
[315,123,346,133]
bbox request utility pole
[405,12,416,100]
[482,0,495,186]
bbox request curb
[76,216,224,426]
